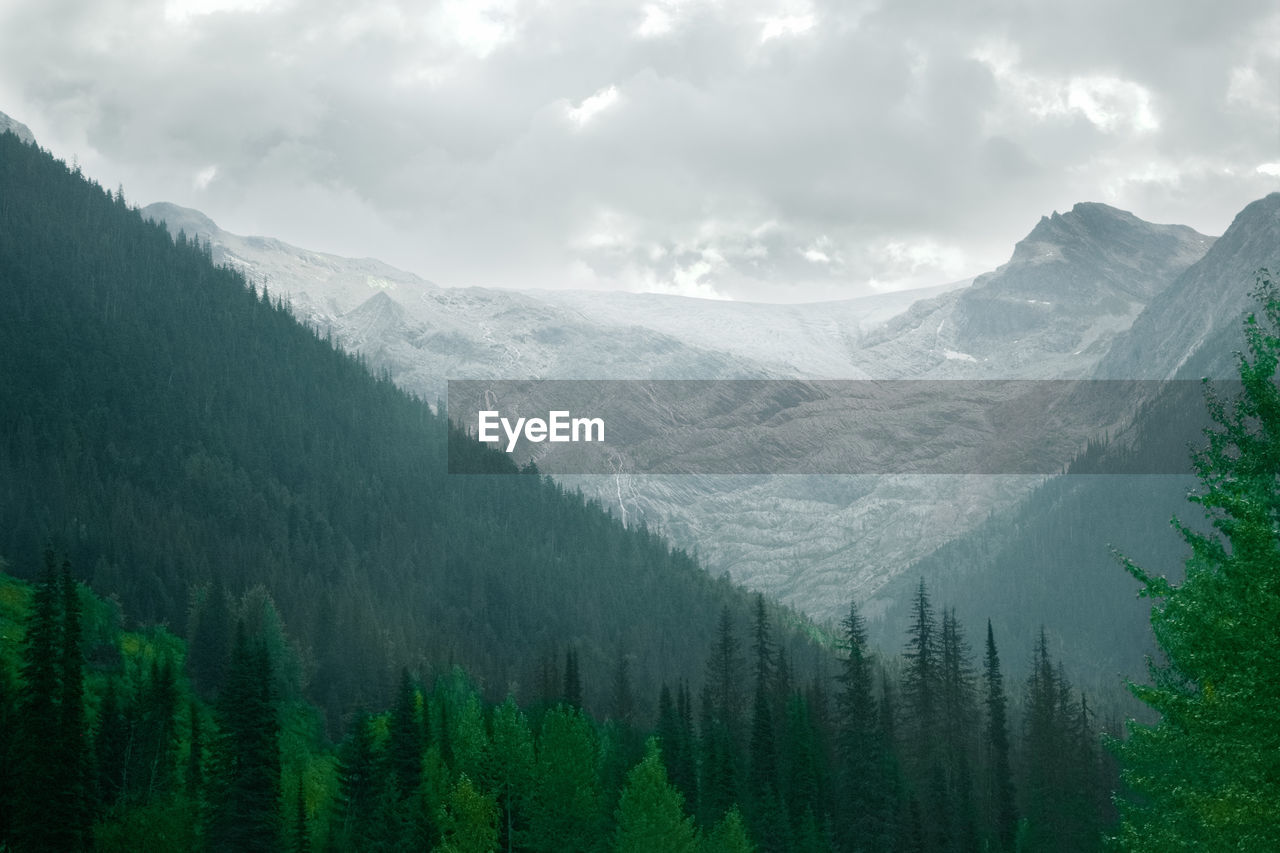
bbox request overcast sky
[1,0,1277,301]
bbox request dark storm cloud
[0,0,1276,300]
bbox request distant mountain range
[9,104,1280,696]
[139,195,1246,631]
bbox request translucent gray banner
[446,379,1233,475]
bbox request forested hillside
[0,125,1131,851]
[0,129,824,724]
[0,555,1117,851]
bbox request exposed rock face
[142,198,1223,624]
[0,110,36,145]
[1095,193,1280,380]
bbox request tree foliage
[1112,271,1280,851]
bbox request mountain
[142,199,1216,628]
[142,202,788,400]
[869,195,1280,692]
[850,202,1212,377]
[534,280,969,378]
[0,127,828,727]
[0,110,34,145]
[1095,192,1280,379]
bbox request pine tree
[16,551,91,851]
[483,696,534,853]
[187,701,205,799]
[701,607,745,827]
[438,774,499,853]
[293,779,311,853]
[612,652,636,726]
[335,709,379,846]
[57,560,91,847]
[982,621,1016,853]
[136,654,179,802]
[901,579,938,765]
[527,705,603,853]
[835,599,887,852]
[207,625,281,852]
[96,676,130,811]
[563,646,583,710]
[388,668,423,796]
[1111,273,1280,850]
[938,608,978,852]
[614,738,698,853]
[704,805,756,853]
[0,662,16,845]
[747,596,786,852]
[15,552,64,850]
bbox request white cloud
[759,13,815,43]
[5,0,1276,300]
[565,85,620,128]
[164,0,274,25]
[635,3,675,38]
[973,42,1158,135]
[433,0,518,59]
[193,164,218,190]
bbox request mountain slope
[0,127,826,725]
[0,110,33,145]
[142,197,1216,627]
[868,197,1280,692]
[852,202,1212,377]
[142,202,787,400]
[1095,192,1280,379]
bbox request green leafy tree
[614,738,699,853]
[438,774,499,853]
[1112,272,1280,850]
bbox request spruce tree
[96,676,130,811]
[701,607,745,827]
[835,599,885,852]
[15,552,63,850]
[388,668,424,796]
[483,696,534,853]
[563,646,583,710]
[438,774,499,853]
[207,625,281,852]
[335,710,379,846]
[527,705,603,853]
[982,621,1016,853]
[704,805,756,853]
[1112,273,1280,850]
[613,738,698,853]
[747,596,786,852]
[16,551,91,851]
[901,579,938,763]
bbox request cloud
[565,85,620,128]
[193,164,218,190]
[1,0,1276,301]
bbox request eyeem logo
[478,410,605,452]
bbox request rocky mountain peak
[0,110,36,145]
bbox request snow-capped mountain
[0,111,34,145]
[142,199,1216,623]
